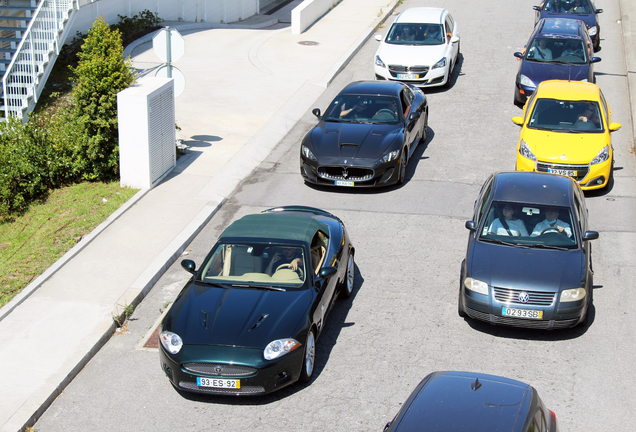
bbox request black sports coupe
[300,80,428,187]
[159,206,355,395]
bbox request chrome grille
[536,162,589,181]
[179,381,265,395]
[318,166,374,181]
[388,65,429,74]
[493,287,555,306]
[183,363,257,377]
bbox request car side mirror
[532,5,540,10]
[319,266,337,279]
[513,52,524,59]
[595,8,603,13]
[375,34,383,42]
[591,57,601,63]
[181,259,197,274]
[312,108,321,119]
[582,231,599,241]
[609,122,621,131]
[451,36,459,43]
[465,221,476,231]
[512,116,523,125]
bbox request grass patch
[0,182,138,307]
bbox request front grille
[493,287,555,306]
[465,307,579,329]
[318,166,373,181]
[388,65,429,74]
[536,162,589,181]
[179,381,265,395]
[183,363,256,377]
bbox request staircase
[0,0,78,121]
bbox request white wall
[70,0,259,36]
[291,0,339,34]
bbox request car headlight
[519,139,537,161]
[519,74,535,88]
[377,149,400,164]
[301,145,317,161]
[432,57,447,69]
[560,288,586,302]
[160,331,183,354]
[264,338,301,360]
[464,277,489,295]
[588,26,597,36]
[375,55,386,68]
[590,145,609,165]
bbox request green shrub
[71,16,136,181]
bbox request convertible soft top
[220,212,329,244]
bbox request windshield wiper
[527,243,570,251]
[197,280,231,288]
[480,237,520,247]
[231,284,286,292]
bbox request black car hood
[165,283,312,349]
[469,241,584,291]
[310,121,401,160]
[520,60,590,84]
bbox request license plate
[397,73,418,79]
[197,377,240,389]
[335,180,354,187]
[548,168,576,176]
[502,307,543,320]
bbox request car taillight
[549,410,558,426]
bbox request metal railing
[2,0,78,120]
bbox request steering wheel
[540,227,566,235]
[275,263,304,280]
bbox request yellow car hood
[521,128,610,164]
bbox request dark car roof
[391,371,532,432]
[536,17,585,38]
[339,80,405,97]
[220,209,330,244]
[491,172,575,206]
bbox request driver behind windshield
[531,207,572,237]
[488,204,529,236]
[265,246,304,276]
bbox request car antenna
[471,378,482,391]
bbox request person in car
[576,104,601,128]
[531,208,572,237]
[561,40,584,59]
[545,0,568,12]
[265,247,304,275]
[488,204,529,236]
[530,39,553,60]
[571,0,589,13]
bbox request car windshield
[542,0,592,14]
[198,243,307,289]
[528,98,603,132]
[323,95,401,124]
[525,37,587,64]
[479,201,578,249]
[385,23,444,45]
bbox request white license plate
[335,180,355,187]
[502,307,543,320]
[548,168,576,176]
[197,377,240,389]
[397,73,418,79]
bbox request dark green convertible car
[159,206,355,395]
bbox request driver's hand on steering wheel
[289,258,299,271]
[556,226,565,232]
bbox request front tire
[340,253,355,299]
[298,329,316,383]
[397,150,407,185]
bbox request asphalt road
[35,0,636,431]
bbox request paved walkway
[0,1,401,431]
[0,0,634,430]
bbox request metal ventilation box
[117,78,176,189]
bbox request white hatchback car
[374,7,460,88]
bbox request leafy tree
[72,16,135,180]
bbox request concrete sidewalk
[0,1,401,431]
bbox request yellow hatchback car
[513,80,621,190]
